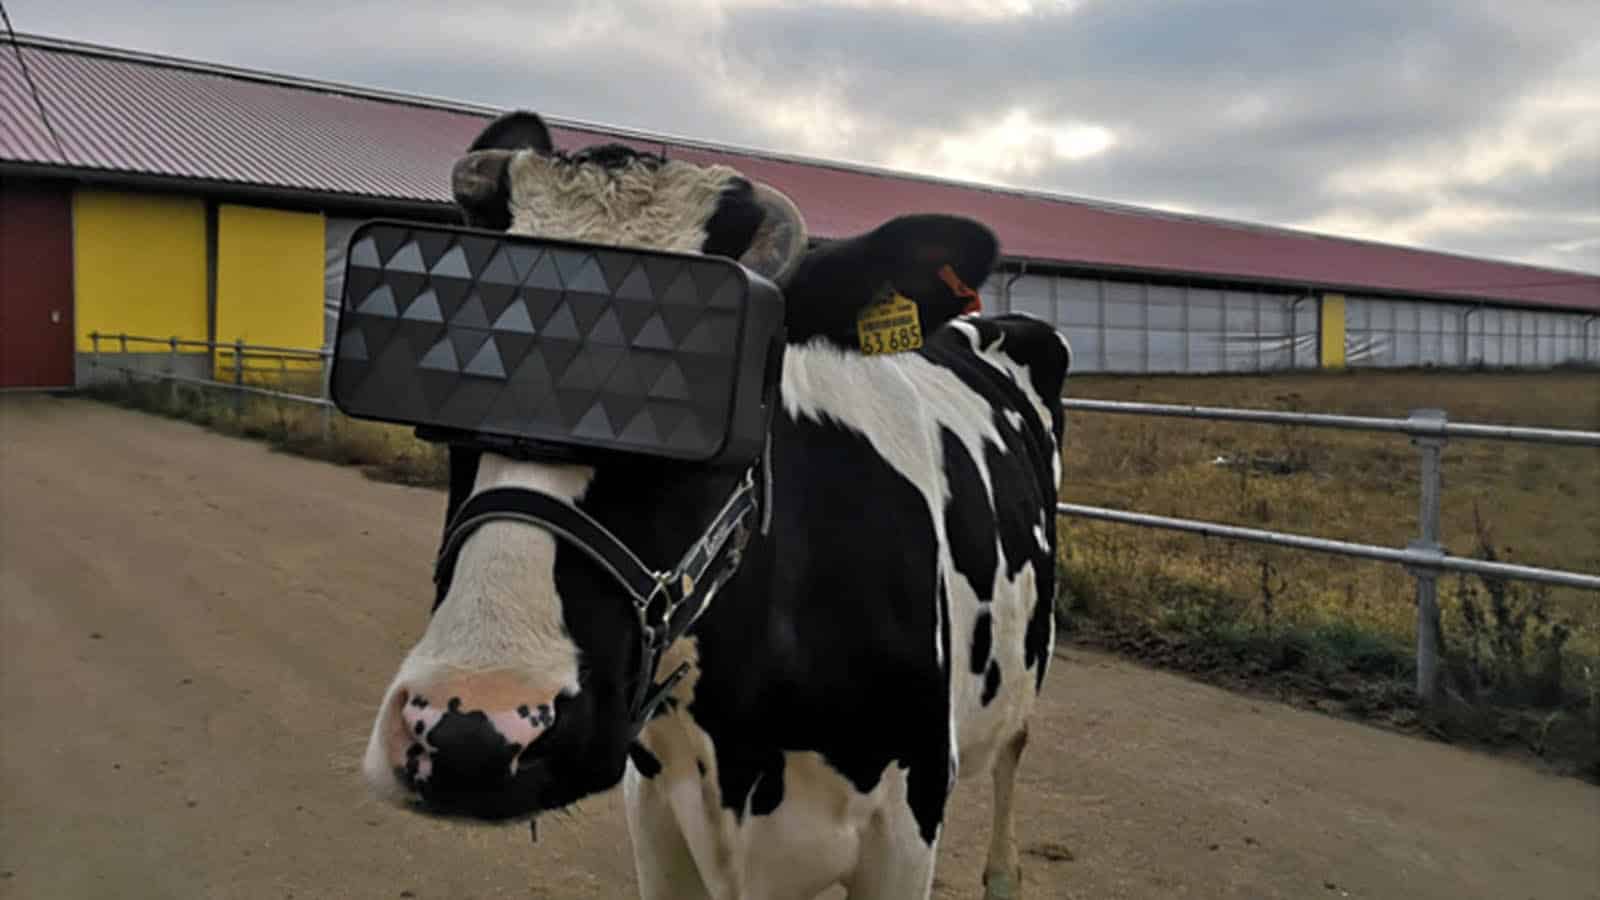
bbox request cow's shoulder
[922,313,1071,441]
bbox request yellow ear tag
[856,292,923,355]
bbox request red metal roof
[1,37,479,203]
[3,34,1596,313]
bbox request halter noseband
[430,456,766,741]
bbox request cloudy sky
[9,0,1598,273]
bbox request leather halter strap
[430,465,762,735]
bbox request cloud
[881,108,1116,184]
[7,0,1597,272]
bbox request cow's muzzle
[377,673,561,820]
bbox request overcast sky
[10,0,1598,273]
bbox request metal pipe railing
[1056,503,1600,593]
[1056,395,1600,707]
[88,332,332,414]
[102,363,333,407]
[1061,397,1600,447]
[92,331,328,359]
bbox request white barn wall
[1345,296,1598,370]
[998,267,1597,375]
[1002,270,1319,374]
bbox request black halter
[430,451,767,740]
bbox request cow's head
[361,110,1002,824]
[361,110,807,822]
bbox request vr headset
[329,221,786,467]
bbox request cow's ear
[703,179,808,284]
[451,111,554,230]
[780,214,999,349]
[468,110,554,154]
[739,182,808,284]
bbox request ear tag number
[856,292,923,356]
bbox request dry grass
[85,375,447,487]
[1057,369,1600,705]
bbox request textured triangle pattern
[330,223,774,461]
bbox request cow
[361,109,1072,899]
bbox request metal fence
[86,330,1600,705]
[86,332,334,433]
[1054,398,1600,705]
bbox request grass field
[84,364,1600,776]
[1055,368,1600,775]
[1056,370,1598,647]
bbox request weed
[1446,504,1583,709]
[1258,556,1288,629]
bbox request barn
[3,32,1596,391]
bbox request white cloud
[1327,88,1600,196]
[1298,204,1522,249]
[884,108,1115,184]
[1221,93,1273,127]
[725,0,1082,21]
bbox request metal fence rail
[91,332,327,361]
[1055,396,1600,706]
[88,331,334,435]
[1061,397,1600,446]
[1056,503,1600,591]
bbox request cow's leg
[843,828,938,900]
[842,759,946,900]
[624,765,712,900]
[982,726,1028,900]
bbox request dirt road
[1,394,1595,900]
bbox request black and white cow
[362,111,1072,899]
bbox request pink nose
[382,672,559,790]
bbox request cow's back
[917,314,1071,776]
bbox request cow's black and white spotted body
[362,111,1071,899]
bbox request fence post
[1407,408,1448,708]
[168,336,179,406]
[91,332,100,380]
[233,339,245,417]
[320,348,333,442]
[119,333,130,388]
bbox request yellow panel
[72,190,207,352]
[1320,293,1347,368]
[215,204,325,349]
[214,205,326,385]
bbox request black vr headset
[329,220,786,468]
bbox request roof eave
[0,160,460,220]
